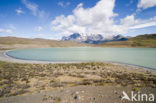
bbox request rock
[114,90,118,94]
[74,95,81,100]
[121,81,127,86]
[81,90,85,93]
[72,91,82,100]
[105,79,112,83]
[75,91,79,94]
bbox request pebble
[74,95,81,100]
[114,90,118,94]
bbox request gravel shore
[1,86,156,103]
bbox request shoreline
[0,49,155,71]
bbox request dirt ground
[0,86,156,103]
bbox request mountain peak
[62,33,129,44]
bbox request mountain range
[0,34,155,50]
[62,33,130,44]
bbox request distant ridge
[62,33,129,44]
[98,34,156,48]
[0,36,90,50]
[0,34,155,50]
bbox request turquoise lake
[6,47,156,69]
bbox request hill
[0,34,155,50]
[0,36,90,50]
[98,34,156,48]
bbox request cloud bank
[0,28,13,34]
[0,24,16,34]
[138,0,156,9]
[51,0,156,36]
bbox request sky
[0,0,156,39]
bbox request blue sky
[0,0,156,39]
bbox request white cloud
[0,25,15,34]
[130,22,156,29]
[35,26,43,32]
[121,15,156,29]
[38,10,45,19]
[51,0,121,36]
[8,24,16,30]
[120,15,139,26]
[5,29,13,34]
[0,28,4,33]
[138,0,156,9]
[129,16,156,29]
[58,2,70,8]
[58,2,64,7]
[150,16,156,21]
[126,0,134,7]
[38,10,49,19]
[51,0,156,37]
[16,8,24,15]
[22,0,49,19]
[22,0,38,16]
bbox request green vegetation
[98,34,156,47]
[0,61,156,98]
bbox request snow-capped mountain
[62,33,129,44]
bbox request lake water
[6,47,156,69]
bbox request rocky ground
[0,61,156,103]
[1,86,156,103]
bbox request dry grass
[98,34,156,48]
[0,37,91,50]
[0,61,156,97]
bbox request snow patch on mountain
[62,33,130,44]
